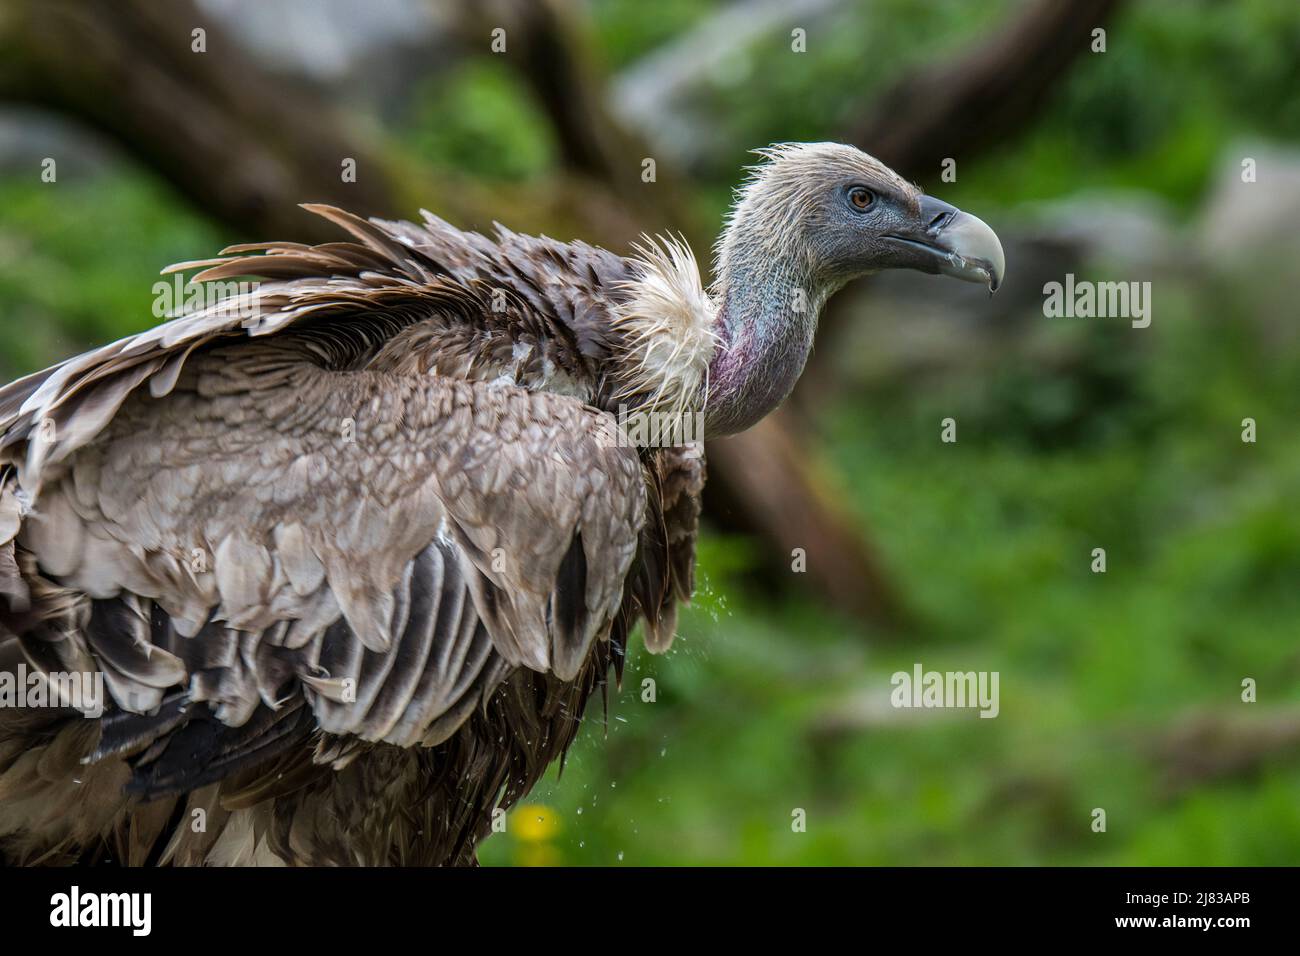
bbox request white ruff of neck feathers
[612,234,719,430]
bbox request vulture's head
[699,142,1006,436]
[716,142,1005,294]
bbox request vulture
[0,143,1003,865]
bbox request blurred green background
[1,0,1298,865]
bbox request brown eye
[848,187,874,211]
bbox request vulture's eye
[848,187,874,211]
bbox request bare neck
[703,252,828,437]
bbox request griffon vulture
[0,143,1003,865]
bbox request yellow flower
[513,804,561,843]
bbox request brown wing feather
[0,203,701,866]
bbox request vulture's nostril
[928,211,953,232]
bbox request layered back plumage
[0,203,711,865]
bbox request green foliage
[403,60,556,180]
[2,0,1298,867]
[0,174,220,379]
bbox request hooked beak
[884,195,1006,292]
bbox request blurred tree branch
[846,0,1125,176]
[1148,706,1300,798]
[453,0,692,234]
[0,0,395,241]
[0,0,646,244]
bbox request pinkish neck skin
[703,256,830,438]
